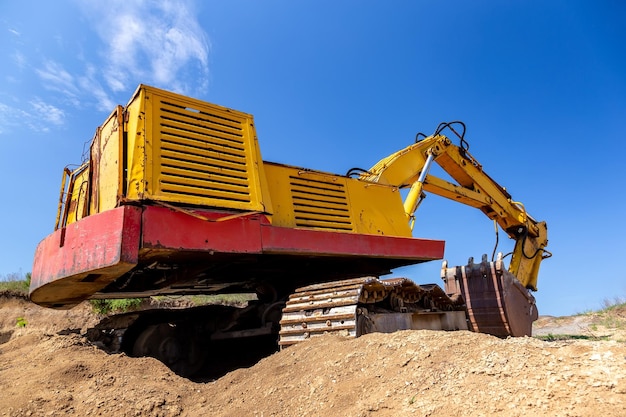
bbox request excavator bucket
[441,254,538,337]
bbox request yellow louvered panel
[160,147,248,171]
[160,132,247,157]
[132,85,269,212]
[290,185,347,200]
[292,212,353,230]
[291,191,350,207]
[159,100,244,134]
[289,176,354,231]
[159,182,251,203]
[291,199,350,214]
[157,102,250,202]
[160,165,249,186]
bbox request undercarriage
[85,255,536,378]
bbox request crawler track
[279,277,467,348]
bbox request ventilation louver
[289,176,354,231]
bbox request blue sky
[1,1,625,316]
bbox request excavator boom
[361,122,549,291]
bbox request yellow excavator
[30,85,549,377]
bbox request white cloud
[0,99,64,134]
[80,0,210,96]
[12,51,26,69]
[35,60,81,105]
[6,0,209,135]
[0,103,12,135]
[33,59,115,113]
[78,64,116,111]
[30,98,65,126]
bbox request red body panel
[141,206,267,253]
[31,205,445,308]
[260,225,443,260]
[31,206,142,308]
[140,205,444,260]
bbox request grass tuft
[0,273,31,298]
[89,298,144,315]
[535,333,610,342]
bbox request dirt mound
[1,296,625,416]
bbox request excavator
[30,85,549,377]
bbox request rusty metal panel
[360,311,472,333]
[411,311,468,331]
[61,163,89,228]
[366,312,413,332]
[89,106,124,214]
[442,255,538,337]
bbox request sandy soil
[1,294,625,417]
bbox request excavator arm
[361,122,549,291]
